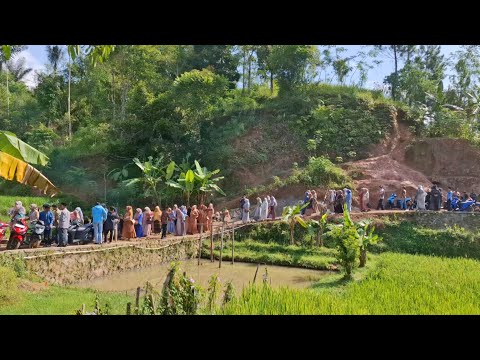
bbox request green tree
[46,45,65,74]
[269,45,319,94]
[6,57,32,82]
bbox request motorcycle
[68,222,94,245]
[6,218,29,250]
[0,221,9,242]
[386,194,397,209]
[24,220,46,248]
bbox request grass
[373,222,480,260]
[0,195,52,222]
[0,282,131,315]
[202,239,338,270]
[222,252,480,314]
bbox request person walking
[416,185,427,210]
[161,207,169,239]
[377,186,385,210]
[153,206,162,234]
[134,208,144,238]
[103,206,118,243]
[122,206,136,240]
[92,202,108,244]
[345,188,352,212]
[57,202,70,247]
[269,196,277,220]
[143,207,153,237]
[446,187,453,211]
[242,198,250,224]
[39,204,54,246]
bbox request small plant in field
[207,274,220,312]
[308,212,328,247]
[178,272,203,315]
[222,281,235,307]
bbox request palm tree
[282,204,308,245]
[0,131,58,196]
[0,45,27,72]
[6,57,33,82]
[46,45,64,74]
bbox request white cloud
[14,48,46,89]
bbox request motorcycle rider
[8,201,26,226]
[39,204,54,246]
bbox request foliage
[282,204,308,245]
[207,274,220,312]
[202,239,337,270]
[373,222,480,259]
[222,281,235,307]
[124,156,175,206]
[0,266,19,304]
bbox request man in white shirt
[377,186,385,210]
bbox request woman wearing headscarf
[29,204,40,221]
[122,206,136,240]
[260,197,269,221]
[168,207,175,234]
[242,198,250,223]
[175,205,184,236]
[416,185,427,210]
[153,206,162,234]
[70,208,81,224]
[324,190,336,213]
[197,204,207,233]
[134,208,144,238]
[301,191,311,215]
[334,190,344,214]
[180,205,187,236]
[305,192,314,216]
[10,201,26,222]
[188,205,199,235]
[253,197,262,221]
[75,207,84,224]
[206,203,214,232]
[170,205,178,234]
[161,207,169,239]
[269,196,277,220]
[142,207,153,237]
[311,190,319,214]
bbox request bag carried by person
[146,212,153,224]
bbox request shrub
[0,267,19,304]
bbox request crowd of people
[5,200,228,248]
[239,195,278,223]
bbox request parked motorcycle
[68,222,94,245]
[24,220,46,248]
[0,221,9,242]
[6,219,29,250]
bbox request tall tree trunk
[112,71,116,121]
[290,224,294,245]
[6,68,9,121]
[247,50,253,91]
[270,71,274,94]
[68,55,72,139]
[242,49,246,94]
[392,45,398,101]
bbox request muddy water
[76,260,332,294]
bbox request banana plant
[193,160,225,204]
[124,156,176,207]
[166,169,196,206]
[356,219,381,267]
[282,204,308,245]
[308,212,328,247]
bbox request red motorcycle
[0,221,8,241]
[6,218,29,250]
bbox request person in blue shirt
[301,191,311,215]
[92,202,108,244]
[446,187,454,211]
[39,203,54,246]
[345,188,352,212]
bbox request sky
[17,45,462,89]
